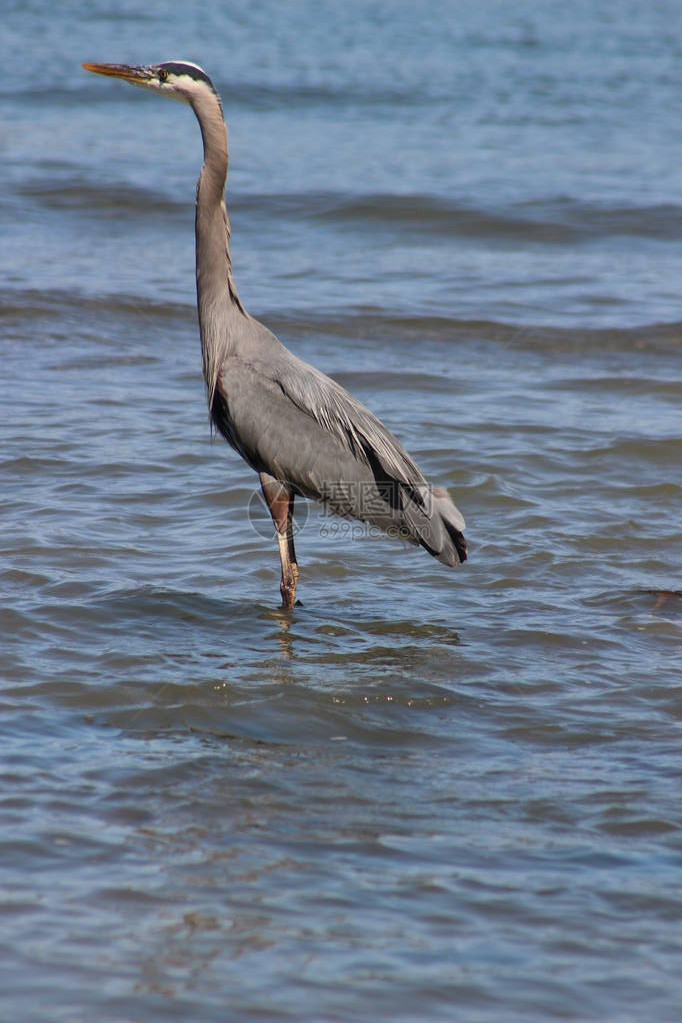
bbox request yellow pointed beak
[82,63,153,84]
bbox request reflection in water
[264,606,296,663]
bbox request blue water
[1,2,681,1020]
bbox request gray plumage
[83,59,467,607]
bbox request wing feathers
[276,357,428,498]
[217,350,467,567]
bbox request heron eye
[158,69,168,83]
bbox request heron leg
[259,473,299,610]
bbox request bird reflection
[265,607,297,663]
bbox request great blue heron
[82,60,467,608]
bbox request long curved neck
[191,88,245,408]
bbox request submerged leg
[259,473,299,610]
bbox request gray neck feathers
[192,89,245,412]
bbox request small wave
[70,78,426,111]
[517,196,682,241]
[550,376,682,399]
[18,179,183,218]
[582,436,682,466]
[12,78,424,112]
[583,588,682,621]
[263,309,682,355]
[319,193,583,243]
[2,287,679,356]
[0,288,195,325]
[233,191,682,243]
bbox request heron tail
[419,486,468,567]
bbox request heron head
[82,60,218,105]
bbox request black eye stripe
[157,62,216,92]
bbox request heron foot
[280,560,299,609]
[280,575,297,610]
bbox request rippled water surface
[2,2,681,1020]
